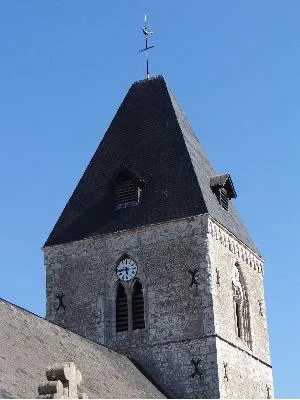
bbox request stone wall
[216,338,273,399]
[44,214,273,398]
[45,215,220,397]
[118,336,220,399]
[208,217,274,397]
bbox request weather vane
[139,14,154,79]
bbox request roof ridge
[131,74,165,87]
[0,297,43,318]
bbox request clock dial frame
[116,258,138,281]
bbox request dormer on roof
[210,174,237,211]
[210,174,237,199]
[113,166,145,210]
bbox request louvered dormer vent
[210,174,237,211]
[115,181,141,209]
[219,188,229,211]
[113,167,145,210]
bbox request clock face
[116,258,138,281]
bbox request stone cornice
[207,217,264,275]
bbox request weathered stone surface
[208,217,273,398]
[45,214,273,398]
[39,362,86,399]
[0,299,164,399]
[38,380,64,398]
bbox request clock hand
[119,267,129,272]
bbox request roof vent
[113,166,145,210]
[210,174,237,210]
[115,182,141,209]
[219,188,229,211]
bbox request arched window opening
[116,283,128,332]
[132,281,145,330]
[232,264,251,348]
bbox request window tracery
[115,279,145,333]
[232,264,252,348]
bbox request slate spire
[45,76,258,254]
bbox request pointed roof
[45,76,259,254]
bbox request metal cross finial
[139,14,155,79]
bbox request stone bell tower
[44,76,274,398]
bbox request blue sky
[0,1,299,397]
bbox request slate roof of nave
[45,75,259,255]
[0,298,164,399]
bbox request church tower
[44,76,273,398]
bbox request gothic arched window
[116,283,128,332]
[115,280,145,333]
[132,281,145,330]
[232,263,251,348]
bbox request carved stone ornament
[232,265,241,288]
[38,362,87,399]
[208,220,263,275]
